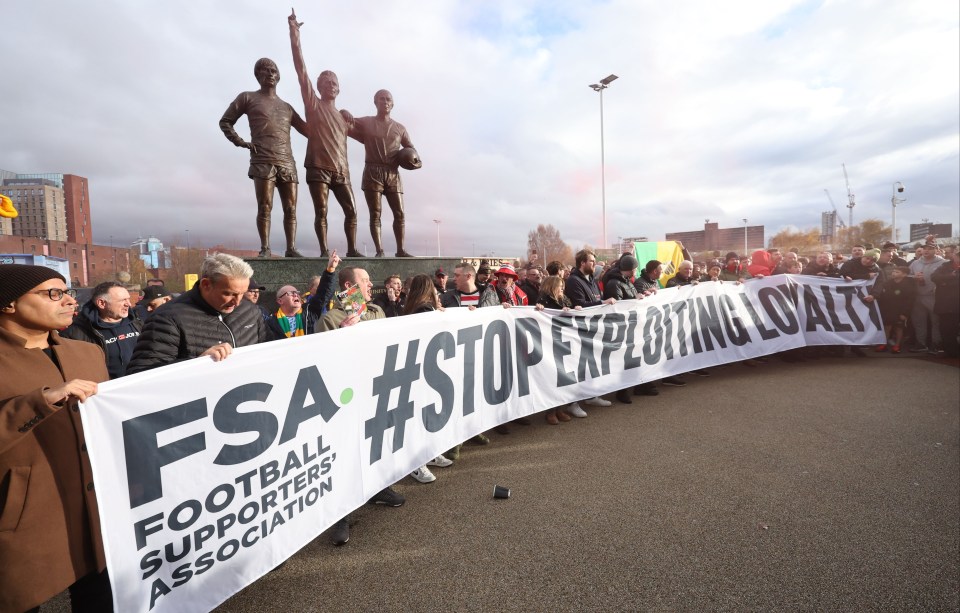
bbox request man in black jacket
[126,253,268,374]
[562,249,616,416]
[62,280,142,379]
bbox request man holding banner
[127,254,268,374]
[564,249,616,416]
[317,266,405,545]
[0,265,112,612]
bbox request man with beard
[563,249,616,415]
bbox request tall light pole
[589,74,618,250]
[742,218,748,255]
[433,219,441,256]
[185,229,190,274]
[891,182,905,243]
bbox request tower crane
[842,163,856,228]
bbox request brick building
[0,234,129,287]
[0,170,93,244]
[665,221,765,255]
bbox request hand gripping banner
[80,275,883,612]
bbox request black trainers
[690,369,711,377]
[910,344,929,353]
[330,517,350,546]
[661,376,687,387]
[634,382,659,396]
[369,486,405,507]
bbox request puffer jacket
[603,270,639,300]
[126,286,268,374]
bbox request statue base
[245,255,470,299]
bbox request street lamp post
[433,219,441,256]
[589,74,618,251]
[742,218,748,255]
[891,182,905,243]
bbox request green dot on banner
[340,388,353,404]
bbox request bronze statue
[350,90,420,257]
[288,10,362,257]
[220,58,306,258]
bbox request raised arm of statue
[288,9,316,109]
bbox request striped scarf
[275,308,305,337]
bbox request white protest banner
[80,275,883,612]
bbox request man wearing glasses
[0,264,112,612]
[267,286,308,339]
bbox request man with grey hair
[666,260,699,287]
[127,253,268,374]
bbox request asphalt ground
[46,352,959,612]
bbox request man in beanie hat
[0,265,113,612]
[476,263,492,289]
[840,248,883,285]
[719,252,751,282]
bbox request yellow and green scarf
[275,308,305,337]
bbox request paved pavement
[47,353,959,612]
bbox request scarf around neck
[276,307,304,337]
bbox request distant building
[132,236,172,270]
[820,211,838,243]
[909,222,953,243]
[0,235,129,287]
[0,253,71,285]
[665,221,764,255]
[0,178,68,241]
[0,169,94,243]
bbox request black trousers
[940,313,959,357]
[25,570,112,613]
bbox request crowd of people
[1,235,957,611]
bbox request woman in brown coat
[0,264,111,612]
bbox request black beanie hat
[0,264,67,308]
[619,255,639,271]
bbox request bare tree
[527,224,574,265]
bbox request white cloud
[0,0,956,258]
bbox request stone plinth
[245,256,469,297]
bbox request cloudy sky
[2,0,957,257]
